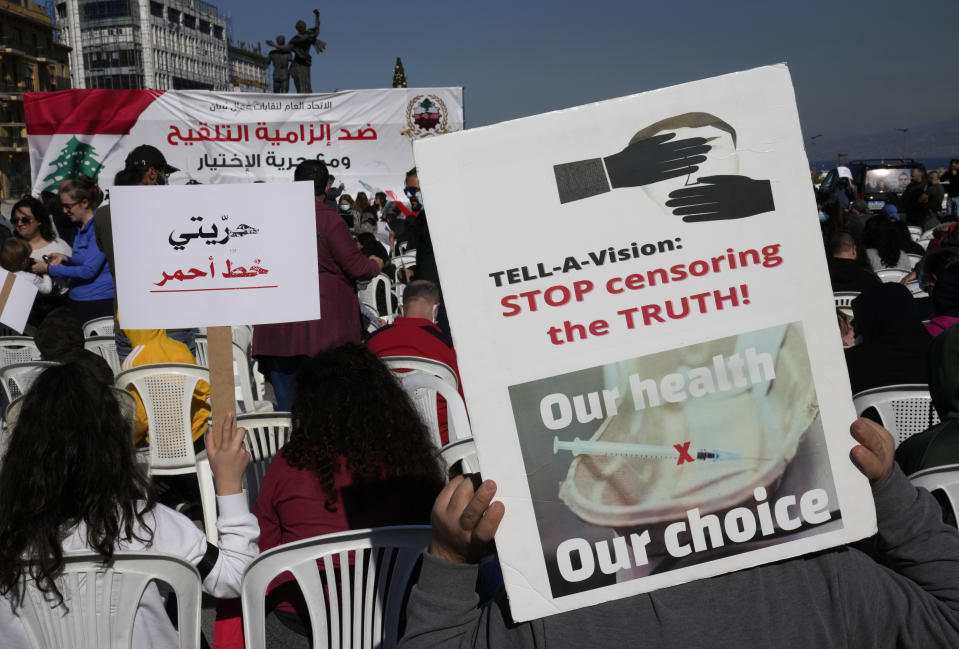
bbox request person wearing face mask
[338,193,360,231]
[366,280,463,445]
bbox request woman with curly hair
[0,363,259,649]
[250,344,444,646]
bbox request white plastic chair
[84,335,121,376]
[241,526,431,649]
[400,372,471,448]
[440,438,481,475]
[853,384,940,448]
[237,412,292,508]
[358,273,394,318]
[907,225,923,240]
[193,335,272,413]
[0,360,58,405]
[910,463,959,527]
[15,552,202,649]
[0,337,41,368]
[905,280,929,298]
[115,363,217,542]
[875,268,911,283]
[82,316,115,339]
[906,253,923,270]
[382,355,459,391]
[833,291,859,317]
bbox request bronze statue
[267,35,292,93]
[267,9,326,94]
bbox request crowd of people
[0,149,958,649]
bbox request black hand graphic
[665,175,775,222]
[602,133,711,188]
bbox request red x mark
[674,442,694,465]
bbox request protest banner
[110,182,320,440]
[23,87,463,201]
[413,64,876,621]
[0,272,39,334]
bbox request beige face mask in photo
[557,322,818,528]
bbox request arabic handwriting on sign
[169,215,248,250]
[155,258,270,286]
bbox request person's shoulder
[419,322,454,349]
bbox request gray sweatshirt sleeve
[836,466,959,647]
[398,554,539,649]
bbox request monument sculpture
[267,9,326,93]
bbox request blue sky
[226,0,957,156]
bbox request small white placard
[0,272,39,334]
[111,182,320,328]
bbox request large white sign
[110,182,320,329]
[25,88,463,201]
[414,64,875,621]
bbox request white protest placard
[110,182,320,329]
[0,272,39,334]
[414,64,875,621]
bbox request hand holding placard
[428,475,504,564]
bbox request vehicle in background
[819,159,927,212]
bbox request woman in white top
[10,196,72,261]
[0,363,259,649]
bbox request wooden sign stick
[0,273,16,321]
[207,325,236,446]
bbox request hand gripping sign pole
[109,182,321,446]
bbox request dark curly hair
[11,196,57,242]
[283,344,444,512]
[0,363,155,606]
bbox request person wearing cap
[95,144,179,280]
[93,144,195,363]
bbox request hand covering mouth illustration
[552,112,775,222]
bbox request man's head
[294,159,330,197]
[951,158,959,171]
[121,144,179,186]
[851,199,869,215]
[275,35,285,46]
[830,232,857,259]
[929,171,940,184]
[912,169,924,184]
[401,280,440,321]
[295,20,306,33]
[405,167,419,189]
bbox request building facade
[228,42,267,93]
[0,0,71,199]
[54,0,229,91]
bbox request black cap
[124,144,179,174]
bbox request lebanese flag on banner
[24,90,164,135]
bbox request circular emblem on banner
[400,94,453,138]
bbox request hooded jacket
[896,322,959,475]
[844,283,931,394]
[120,329,210,444]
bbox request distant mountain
[805,118,959,168]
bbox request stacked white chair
[82,316,115,339]
[852,384,940,448]
[114,363,218,543]
[875,268,911,283]
[0,337,41,368]
[84,335,121,375]
[0,360,58,404]
[237,412,292,508]
[15,552,202,649]
[910,463,959,527]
